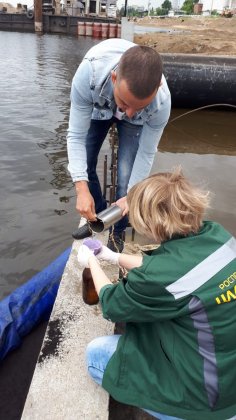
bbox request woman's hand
[77,244,95,268]
[97,246,120,265]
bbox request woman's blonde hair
[127,167,210,243]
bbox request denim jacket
[67,38,171,190]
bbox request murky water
[134,25,187,34]
[0,32,100,298]
[155,108,236,235]
[0,32,235,299]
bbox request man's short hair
[127,167,210,243]
[117,45,163,99]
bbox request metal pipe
[89,205,123,233]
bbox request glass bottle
[82,267,99,305]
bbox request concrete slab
[21,229,118,420]
[121,17,134,42]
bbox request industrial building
[62,0,117,16]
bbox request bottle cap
[83,238,102,255]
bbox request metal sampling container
[89,205,123,233]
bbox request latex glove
[77,244,95,268]
[96,246,120,265]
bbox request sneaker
[107,232,124,253]
[72,223,93,240]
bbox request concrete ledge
[21,230,118,420]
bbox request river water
[0,32,235,300]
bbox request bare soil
[134,16,236,56]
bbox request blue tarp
[0,247,71,362]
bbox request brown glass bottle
[82,267,99,305]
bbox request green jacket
[99,221,236,420]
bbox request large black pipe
[161,54,236,108]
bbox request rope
[108,225,123,253]
[170,103,236,123]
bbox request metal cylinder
[89,205,123,233]
[108,23,117,38]
[101,22,109,38]
[85,22,93,36]
[117,23,121,38]
[78,21,85,36]
[93,22,101,38]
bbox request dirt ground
[134,16,236,55]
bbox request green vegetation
[119,0,173,17]
[161,0,172,13]
[118,0,225,18]
[181,0,198,14]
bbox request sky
[8,0,34,7]
[117,0,184,9]
[8,0,230,12]
[117,0,231,9]
[8,0,184,10]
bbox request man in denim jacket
[67,38,171,251]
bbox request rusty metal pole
[112,164,117,199]
[34,0,43,33]
[103,155,108,200]
[109,186,114,205]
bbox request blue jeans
[86,335,183,420]
[86,117,142,235]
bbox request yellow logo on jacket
[216,272,236,304]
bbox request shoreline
[134,16,236,56]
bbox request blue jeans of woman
[86,335,183,420]
[86,117,142,236]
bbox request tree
[181,0,198,14]
[149,6,155,15]
[155,7,163,15]
[161,0,172,10]
[155,0,172,15]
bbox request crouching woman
[77,167,236,420]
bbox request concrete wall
[0,13,35,32]
[0,13,118,34]
[21,226,155,419]
[21,229,118,420]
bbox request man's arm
[67,60,96,220]
[75,181,96,220]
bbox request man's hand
[114,196,129,216]
[75,181,97,221]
